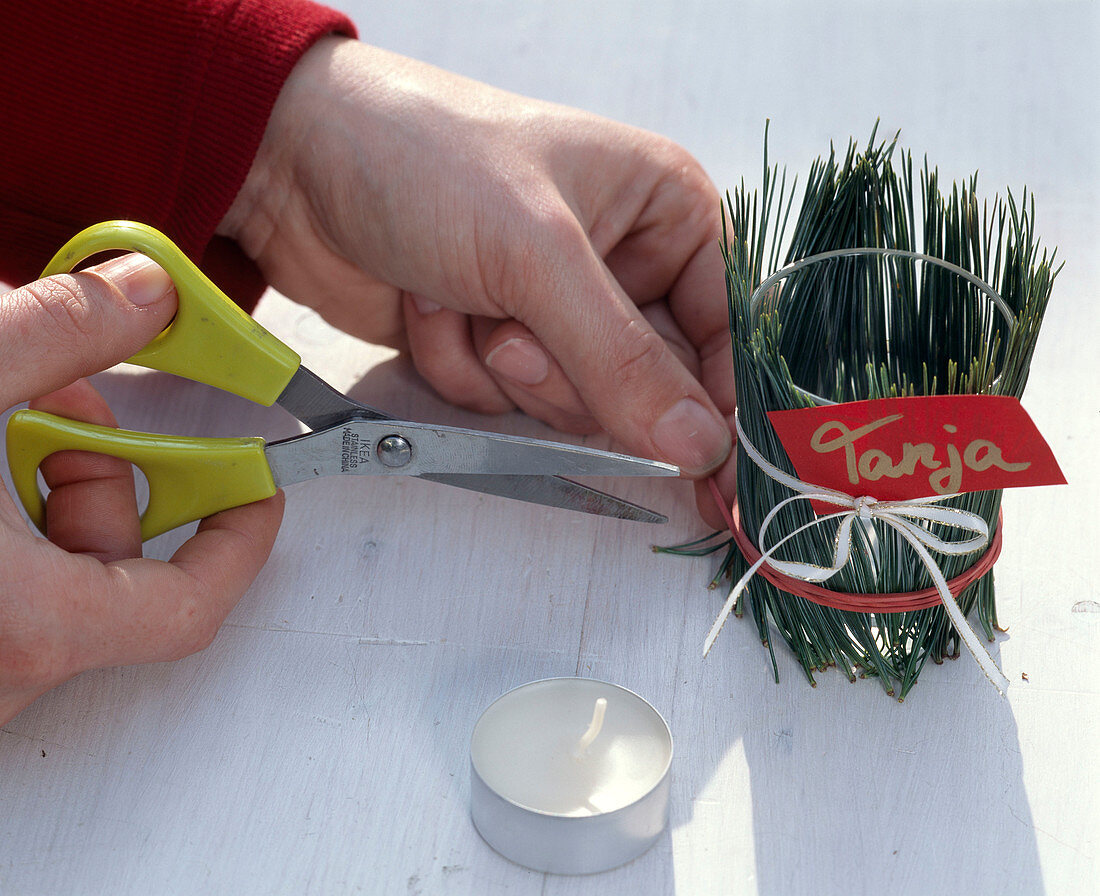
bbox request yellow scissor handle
[41,221,301,406]
[6,410,277,541]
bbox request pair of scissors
[5,221,679,541]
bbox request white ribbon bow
[704,414,1009,695]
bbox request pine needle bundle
[666,128,1058,699]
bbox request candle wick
[572,697,608,759]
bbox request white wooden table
[2,2,1097,893]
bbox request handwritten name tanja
[768,395,1064,502]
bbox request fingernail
[411,293,442,315]
[484,337,550,386]
[90,254,174,306]
[651,397,731,475]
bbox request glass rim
[747,247,1015,406]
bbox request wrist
[218,35,356,257]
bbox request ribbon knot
[704,414,1009,695]
[855,496,877,520]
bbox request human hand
[0,256,284,725]
[219,37,734,525]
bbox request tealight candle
[469,678,673,874]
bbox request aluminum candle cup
[470,678,673,874]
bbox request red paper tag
[767,395,1065,502]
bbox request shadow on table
[674,622,1045,895]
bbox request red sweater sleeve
[0,0,356,304]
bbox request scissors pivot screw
[377,435,413,468]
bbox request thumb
[0,253,177,410]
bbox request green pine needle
[669,125,1058,699]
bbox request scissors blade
[270,367,678,520]
[263,418,678,521]
[275,366,389,428]
[265,418,678,479]
[416,473,668,523]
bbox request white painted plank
[2,1,1098,894]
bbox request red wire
[707,478,1003,613]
